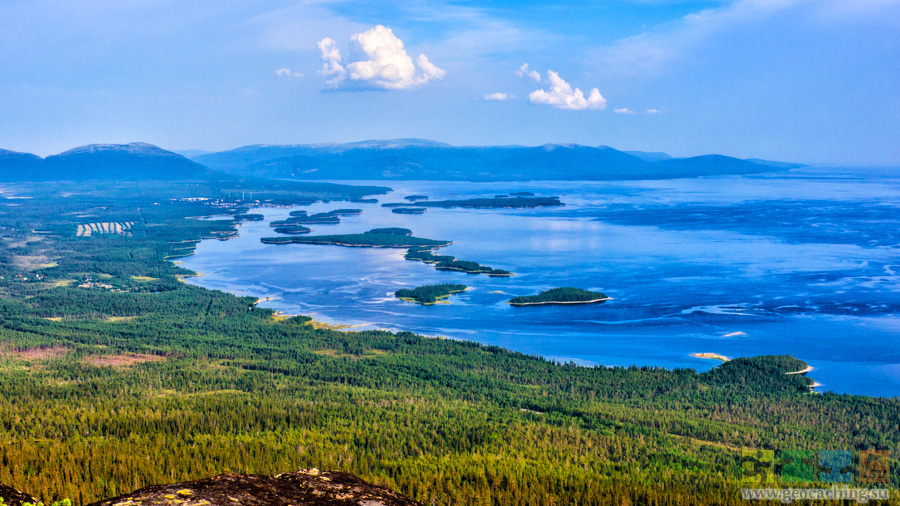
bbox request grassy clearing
[104,316,139,323]
[12,254,57,270]
[312,349,389,360]
[83,354,167,368]
[130,275,159,282]
[1,346,70,361]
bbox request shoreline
[786,365,814,375]
[262,240,453,248]
[304,317,370,331]
[691,352,730,362]
[509,297,611,307]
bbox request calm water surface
[181,169,900,396]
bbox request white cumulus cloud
[317,37,346,87]
[528,71,607,111]
[646,108,662,114]
[484,92,512,101]
[516,63,541,82]
[317,25,445,90]
[275,68,304,78]
[614,107,635,114]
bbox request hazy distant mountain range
[0,139,803,182]
[193,139,800,181]
[0,143,214,181]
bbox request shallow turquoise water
[181,169,900,396]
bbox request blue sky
[1,0,898,165]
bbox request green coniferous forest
[0,180,897,505]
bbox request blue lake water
[180,168,900,397]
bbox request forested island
[271,224,311,234]
[509,287,610,306]
[261,228,451,247]
[232,213,264,221]
[395,283,467,304]
[270,209,362,230]
[279,211,341,224]
[381,196,562,209]
[405,247,513,276]
[392,207,426,214]
[404,195,428,201]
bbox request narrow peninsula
[405,247,513,276]
[509,287,610,306]
[396,283,467,305]
[392,207,426,214]
[261,228,451,248]
[261,227,512,276]
[382,196,562,209]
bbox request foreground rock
[0,483,37,506]
[89,469,421,506]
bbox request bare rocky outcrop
[0,482,38,506]
[87,469,421,506]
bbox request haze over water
[182,168,900,397]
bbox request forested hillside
[0,179,896,505]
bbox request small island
[509,287,610,306]
[350,198,378,204]
[282,210,341,224]
[272,224,311,234]
[510,191,535,196]
[404,195,428,201]
[326,208,363,215]
[392,207,426,214]
[395,283,467,305]
[261,228,451,248]
[233,213,264,221]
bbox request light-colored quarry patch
[76,221,135,237]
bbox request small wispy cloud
[529,70,606,110]
[515,63,541,82]
[646,108,662,114]
[484,92,512,101]
[275,68,304,78]
[614,107,635,114]
[317,25,445,90]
